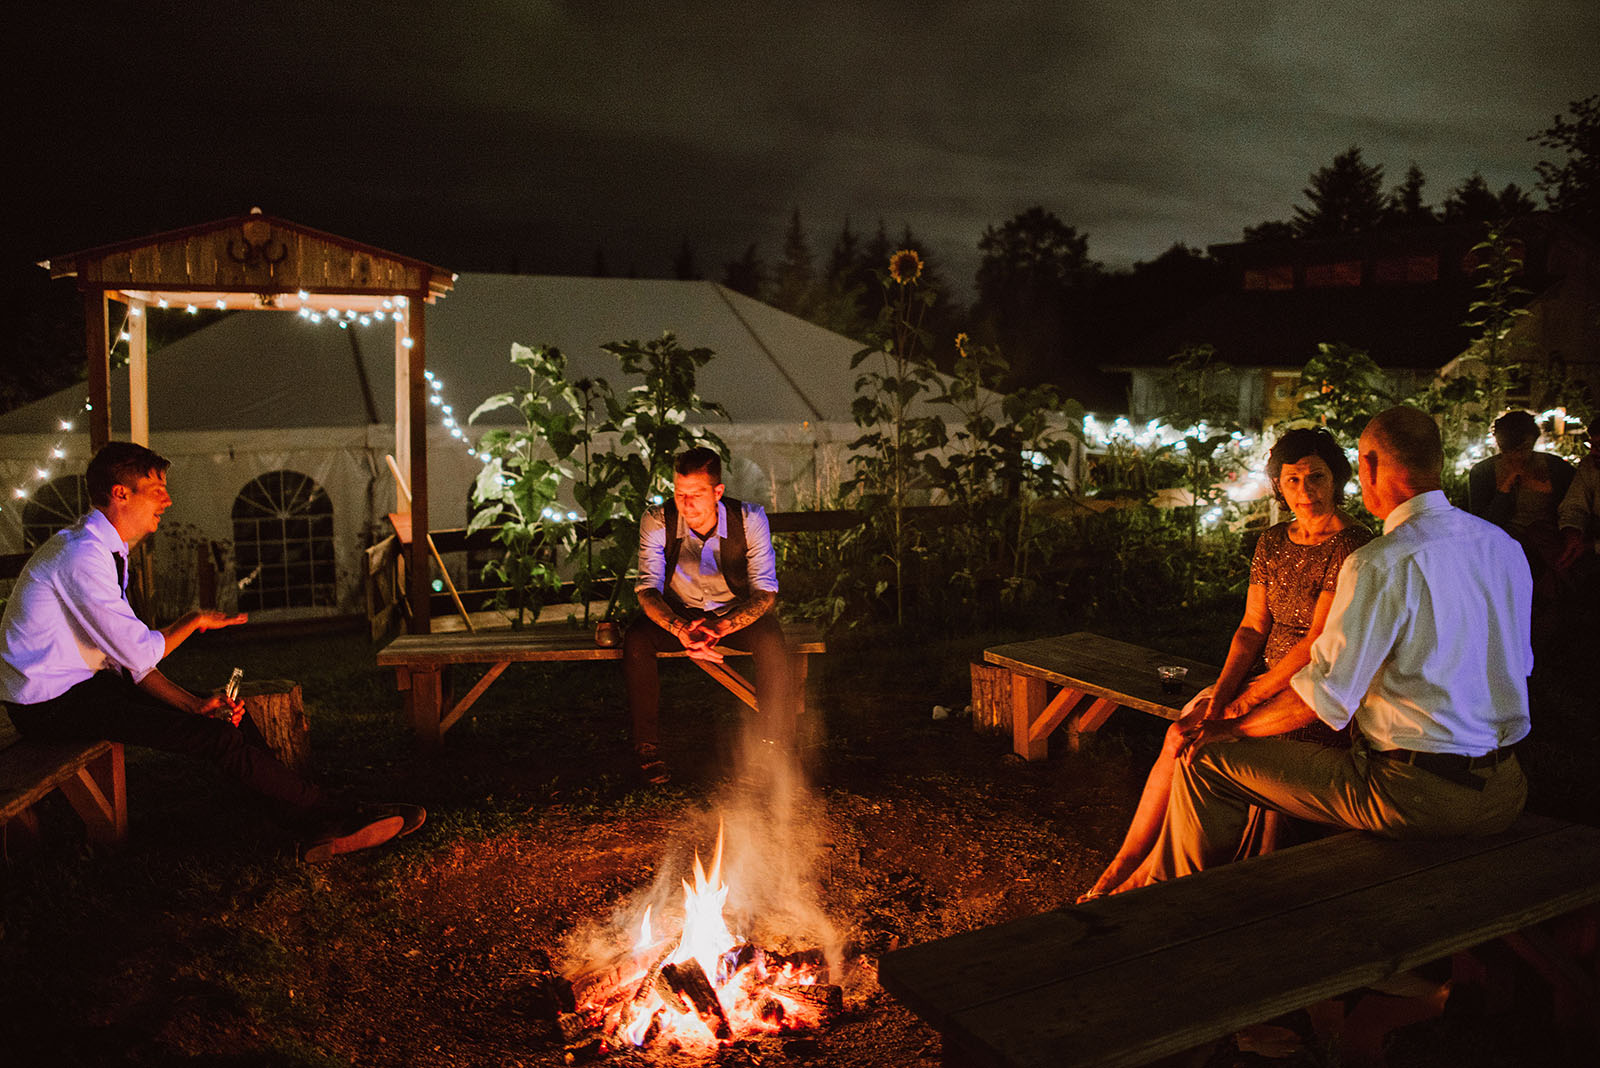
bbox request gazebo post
[405,298,432,634]
[125,296,149,446]
[84,291,111,451]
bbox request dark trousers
[6,671,324,817]
[622,612,793,750]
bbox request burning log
[657,961,732,1039]
[632,938,679,1005]
[774,983,843,1019]
[558,1011,602,1044]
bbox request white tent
[0,274,894,619]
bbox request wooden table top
[377,621,826,666]
[984,631,1220,718]
[878,814,1600,1068]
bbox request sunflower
[954,332,970,357]
[888,248,923,285]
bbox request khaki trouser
[1144,731,1527,882]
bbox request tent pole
[126,296,149,446]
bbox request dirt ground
[1,620,1596,1067]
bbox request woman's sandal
[1075,888,1107,904]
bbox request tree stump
[970,662,1011,736]
[241,680,310,774]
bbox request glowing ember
[564,823,837,1055]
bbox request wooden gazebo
[43,209,455,633]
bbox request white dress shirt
[634,499,779,613]
[0,509,166,704]
[1290,490,1533,755]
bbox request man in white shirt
[1,442,419,861]
[1143,407,1532,881]
[623,447,789,783]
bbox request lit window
[230,470,336,612]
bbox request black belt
[1372,745,1515,791]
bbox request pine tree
[721,244,765,297]
[1383,162,1436,227]
[1292,147,1385,237]
[771,207,815,315]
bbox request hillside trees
[972,206,1101,393]
[1532,94,1600,240]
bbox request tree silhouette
[1441,172,1535,223]
[973,206,1099,390]
[1532,94,1600,240]
[720,244,765,297]
[771,207,816,315]
[1383,162,1436,227]
[1292,147,1385,237]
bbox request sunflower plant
[842,248,948,625]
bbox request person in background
[0,442,422,862]
[1468,410,1574,602]
[1079,428,1373,899]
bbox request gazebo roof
[42,208,455,314]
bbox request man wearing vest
[624,447,790,784]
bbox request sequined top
[1249,521,1375,669]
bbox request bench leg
[406,667,445,748]
[57,742,127,846]
[1066,696,1121,752]
[1011,679,1089,761]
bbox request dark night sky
[12,2,1599,297]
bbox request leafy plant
[843,249,948,625]
[467,343,585,628]
[1289,342,1392,443]
[589,332,730,621]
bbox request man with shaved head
[1142,407,1533,881]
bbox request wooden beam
[125,297,149,445]
[84,291,111,450]
[405,299,431,634]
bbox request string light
[4,294,479,514]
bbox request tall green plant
[467,343,585,628]
[844,249,947,625]
[932,333,1080,608]
[589,333,730,621]
[1289,342,1392,443]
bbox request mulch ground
[1,620,1595,1067]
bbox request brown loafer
[302,813,404,863]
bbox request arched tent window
[23,475,91,550]
[231,470,336,612]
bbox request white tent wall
[1,273,1077,620]
[0,426,389,622]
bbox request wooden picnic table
[984,632,1219,760]
[376,621,826,746]
[878,813,1600,1068]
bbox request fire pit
[557,825,847,1059]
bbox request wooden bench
[980,632,1219,760]
[0,732,128,851]
[879,813,1600,1067]
[376,621,826,746]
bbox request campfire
[559,823,844,1059]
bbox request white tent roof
[0,274,868,436]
